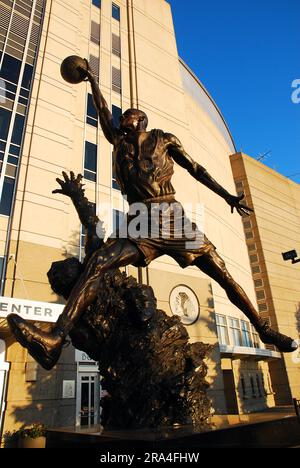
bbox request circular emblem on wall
[169,285,200,325]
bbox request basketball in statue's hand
[60,56,88,84]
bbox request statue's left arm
[166,133,253,216]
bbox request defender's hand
[226,193,253,216]
[53,171,85,198]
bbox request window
[248,244,256,252]
[252,265,261,274]
[84,141,97,182]
[86,94,98,127]
[0,177,15,216]
[245,231,254,239]
[216,314,229,345]
[11,114,25,145]
[241,320,253,347]
[80,224,86,260]
[112,67,121,94]
[89,55,99,82]
[112,3,120,21]
[21,64,33,89]
[91,21,100,45]
[0,256,4,281]
[256,290,265,300]
[243,220,252,230]
[0,108,12,141]
[112,33,121,57]
[228,317,242,346]
[112,153,120,191]
[258,303,268,312]
[235,181,243,190]
[251,325,260,348]
[112,209,124,236]
[0,54,22,85]
[92,0,101,7]
[112,105,122,128]
[249,254,258,264]
[254,279,263,288]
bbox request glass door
[78,373,100,427]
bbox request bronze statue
[7,58,298,371]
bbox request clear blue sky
[168,0,300,181]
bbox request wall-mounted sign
[62,380,75,399]
[75,349,97,364]
[169,285,200,325]
[0,296,64,323]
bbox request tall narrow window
[92,0,101,7]
[112,209,124,236]
[215,314,230,346]
[0,108,12,141]
[0,177,15,216]
[251,325,260,348]
[241,320,253,347]
[89,55,99,82]
[91,21,100,45]
[112,67,121,94]
[228,317,242,346]
[112,105,122,128]
[86,94,98,127]
[112,33,121,57]
[84,141,97,182]
[112,4,120,21]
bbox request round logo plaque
[169,285,200,325]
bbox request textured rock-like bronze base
[69,269,212,430]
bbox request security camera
[282,250,300,264]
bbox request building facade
[231,152,300,405]
[0,0,285,436]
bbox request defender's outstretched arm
[53,171,104,259]
[166,133,253,216]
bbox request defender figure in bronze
[7,59,298,369]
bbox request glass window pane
[112,105,122,128]
[84,170,96,182]
[84,142,97,172]
[0,108,12,141]
[21,64,33,90]
[0,54,22,84]
[11,114,25,146]
[112,4,120,21]
[0,177,15,216]
[87,94,97,120]
[92,0,101,7]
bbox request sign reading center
[0,296,64,323]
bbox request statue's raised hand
[53,171,85,199]
[226,193,253,217]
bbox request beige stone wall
[231,152,300,402]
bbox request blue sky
[168,0,300,181]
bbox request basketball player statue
[7,56,298,370]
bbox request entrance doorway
[223,369,239,414]
[76,372,100,427]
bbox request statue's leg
[194,250,298,353]
[7,239,143,369]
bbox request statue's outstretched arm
[53,171,104,257]
[166,133,253,217]
[81,61,122,147]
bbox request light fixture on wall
[282,250,300,264]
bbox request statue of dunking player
[7,59,298,369]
